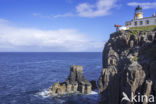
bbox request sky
[0,0,156,52]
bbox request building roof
[135,5,142,11]
[114,24,121,27]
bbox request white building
[117,5,156,31]
[126,5,156,28]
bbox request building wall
[126,16,156,28]
[118,26,128,31]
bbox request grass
[129,25,156,31]
[127,25,156,36]
[129,30,140,36]
[133,56,138,61]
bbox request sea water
[0,52,102,104]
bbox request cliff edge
[98,30,156,104]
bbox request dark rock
[149,61,156,93]
[143,80,152,104]
[122,62,145,94]
[98,30,156,103]
[98,66,117,94]
[49,65,92,96]
[66,65,85,84]
[90,80,97,90]
[98,66,119,104]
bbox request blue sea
[0,52,102,104]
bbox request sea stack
[48,65,92,96]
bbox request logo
[121,92,155,103]
[121,92,130,102]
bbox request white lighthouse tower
[134,5,143,20]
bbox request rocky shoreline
[48,30,156,104]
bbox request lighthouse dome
[135,5,142,11]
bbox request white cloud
[76,0,117,17]
[128,2,156,9]
[0,18,8,23]
[32,12,74,19]
[32,13,51,19]
[42,0,117,18]
[0,19,104,52]
[53,13,75,18]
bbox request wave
[35,89,50,98]
[35,88,98,98]
[87,91,98,95]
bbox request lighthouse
[126,5,156,28]
[134,5,143,20]
[115,5,156,31]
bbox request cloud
[53,13,75,18]
[32,12,74,19]
[39,0,117,18]
[32,13,51,19]
[0,18,104,52]
[76,0,117,17]
[0,18,8,23]
[128,2,156,9]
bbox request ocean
[0,52,102,104]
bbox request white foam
[36,89,50,98]
[87,90,98,95]
[35,88,98,99]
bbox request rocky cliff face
[98,30,156,104]
[48,65,92,96]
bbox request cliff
[98,30,156,104]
